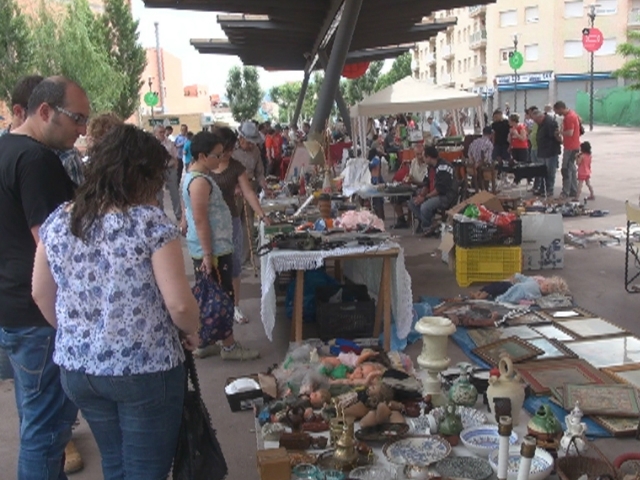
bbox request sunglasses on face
[55,106,88,126]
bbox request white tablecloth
[259,240,413,342]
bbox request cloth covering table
[259,240,413,350]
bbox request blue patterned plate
[488,446,554,480]
[460,425,519,457]
[383,437,452,467]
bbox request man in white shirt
[154,125,181,222]
[390,144,429,229]
[427,116,443,143]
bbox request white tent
[349,76,482,118]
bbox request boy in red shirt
[554,101,580,198]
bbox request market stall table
[259,240,413,351]
[498,163,547,184]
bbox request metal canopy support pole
[311,0,363,133]
[588,5,596,132]
[291,71,311,128]
[319,50,352,137]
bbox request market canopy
[142,0,494,71]
[349,76,483,117]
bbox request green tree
[343,61,383,106]
[615,30,640,89]
[269,81,302,123]
[31,0,124,113]
[0,0,34,104]
[226,66,263,122]
[375,52,412,91]
[100,0,146,118]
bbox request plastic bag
[173,351,228,480]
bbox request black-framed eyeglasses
[55,106,88,126]
[207,151,225,160]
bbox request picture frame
[562,383,640,417]
[537,307,596,322]
[552,317,626,339]
[527,337,578,361]
[552,387,640,437]
[603,363,640,391]
[515,358,613,395]
[506,311,548,326]
[467,326,541,348]
[531,324,576,342]
[564,336,640,368]
[472,337,544,367]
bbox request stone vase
[415,316,456,406]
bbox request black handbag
[173,350,228,480]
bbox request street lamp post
[513,34,519,113]
[588,5,596,132]
[148,77,154,119]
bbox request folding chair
[624,201,640,293]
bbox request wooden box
[256,448,291,480]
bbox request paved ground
[0,126,639,479]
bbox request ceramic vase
[486,355,526,426]
[415,316,457,406]
[449,363,479,407]
[527,405,562,444]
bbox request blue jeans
[0,326,77,480]
[60,365,185,480]
[539,155,559,196]
[561,149,579,197]
[408,196,449,230]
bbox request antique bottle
[486,355,526,426]
[438,402,463,446]
[449,362,479,407]
[527,405,562,444]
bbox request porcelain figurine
[449,363,479,407]
[527,405,562,446]
[438,402,464,446]
[560,402,588,454]
[487,355,526,426]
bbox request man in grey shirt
[233,122,266,264]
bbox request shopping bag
[172,351,228,480]
[192,273,234,345]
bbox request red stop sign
[582,27,604,52]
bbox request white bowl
[460,425,519,457]
[488,446,554,480]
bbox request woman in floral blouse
[32,124,200,480]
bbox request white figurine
[560,401,588,454]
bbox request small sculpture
[560,401,588,454]
[449,362,479,407]
[438,402,464,446]
[527,405,562,449]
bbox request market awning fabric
[349,76,483,117]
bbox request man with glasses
[0,76,90,479]
[154,125,182,223]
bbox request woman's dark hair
[216,126,238,152]
[580,141,591,154]
[424,145,439,159]
[190,131,224,160]
[70,124,169,239]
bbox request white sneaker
[234,306,249,324]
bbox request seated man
[408,146,458,235]
[391,144,429,229]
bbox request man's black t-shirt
[0,134,75,328]
[491,120,510,147]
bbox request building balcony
[426,76,436,85]
[470,64,488,82]
[469,29,487,50]
[441,44,454,60]
[469,5,487,17]
[439,73,455,86]
[629,9,640,27]
[426,52,436,65]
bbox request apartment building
[414,0,637,112]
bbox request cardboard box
[225,374,268,412]
[256,448,290,480]
[446,191,504,220]
[521,213,564,270]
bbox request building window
[595,0,617,15]
[500,47,515,63]
[499,10,518,27]
[525,6,539,23]
[564,1,584,18]
[595,38,618,55]
[564,40,583,57]
[524,44,539,61]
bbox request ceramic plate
[434,457,493,480]
[459,425,519,457]
[432,406,488,430]
[383,437,451,467]
[406,416,433,436]
[348,465,396,480]
[488,446,554,480]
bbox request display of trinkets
[449,363,479,407]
